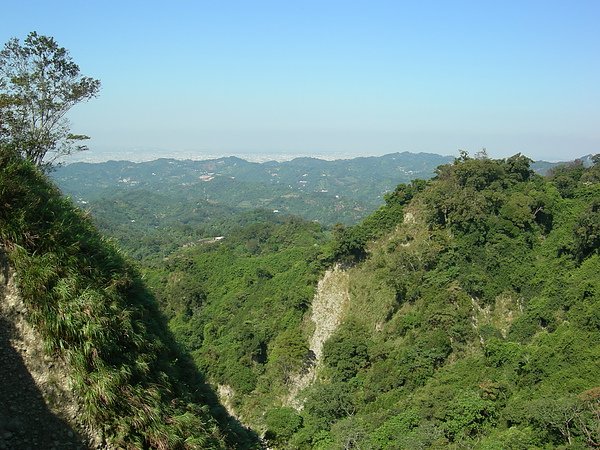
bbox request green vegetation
[144,215,330,423]
[142,152,600,449]
[52,153,453,235]
[329,178,427,263]
[4,127,599,449]
[50,153,564,265]
[276,153,600,449]
[4,28,598,450]
[0,150,258,448]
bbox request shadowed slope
[0,151,260,449]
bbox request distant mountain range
[53,152,454,226]
[52,151,578,227]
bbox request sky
[2,0,599,162]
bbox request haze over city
[2,0,599,162]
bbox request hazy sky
[2,1,599,161]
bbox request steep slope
[307,267,351,363]
[272,154,600,448]
[137,153,600,448]
[0,152,258,449]
[143,216,329,432]
[0,253,89,449]
[39,149,599,448]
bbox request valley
[2,13,599,448]
[1,150,599,448]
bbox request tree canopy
[0,32,100,168]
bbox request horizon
[60,147,454,164]
[60,148,584,166]
[3,1,599,162]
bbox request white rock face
[286,265,350,409]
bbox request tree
[0,32,100,168]
[323,322,370,381]
[264,407,303,445]
[548,160,585,198]
[573,199,600,261]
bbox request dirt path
[0,253,89,450]
[285,265,350,409]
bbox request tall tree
[0,32,100,168]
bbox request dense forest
[52,153,454,226]
[136,153,600,449]
[2,148,599,449]
[0,147,600,449]
[50,153,563,261]
[74,152,596,448]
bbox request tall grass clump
[0,150,255,448]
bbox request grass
[0,150,257,449]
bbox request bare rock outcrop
[285,265,350,409]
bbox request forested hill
[0,152,259,449]
[51,152,572,222]
[143,153,600,448]
[54,152,452,203]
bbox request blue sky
[2,0,599,161]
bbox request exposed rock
[217,384,239,421]
[285,265,350,409]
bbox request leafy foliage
[51,153,453,239]
[0,32,100,168]
[23,148,600,449]
[144,215,328,420]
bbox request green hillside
[2,26,598,450]
[143,215,332,427]
[0,151,259,449]
[144,153,600,448]
[50,153,569,263]
[294,154,600,448]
